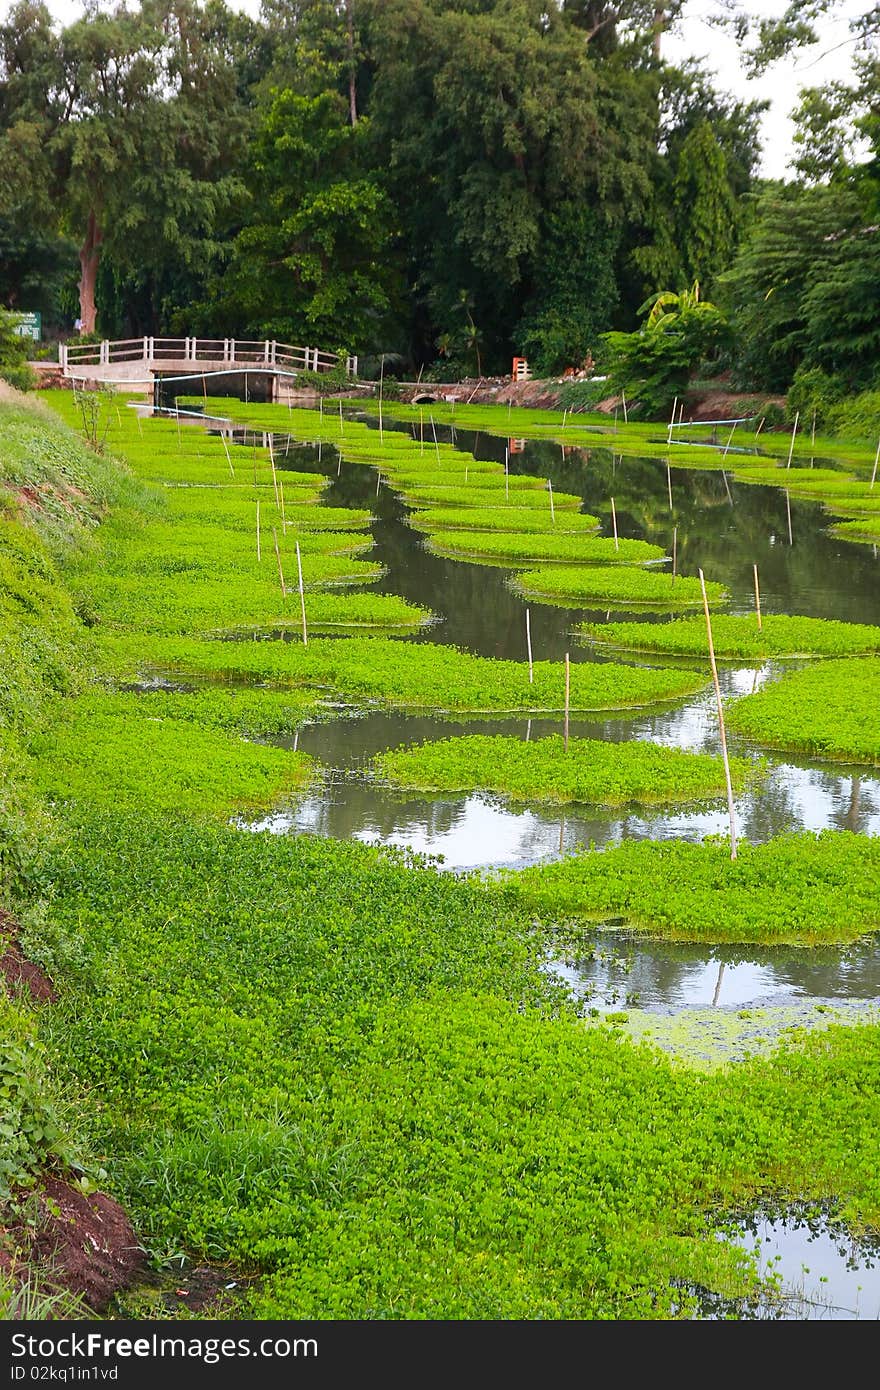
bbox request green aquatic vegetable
[578,614,880,660]
[726,658,880,764]
[372,733,764,807]
[510,565,728,609]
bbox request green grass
[726,658,880,765]
[510,565,727,610]
[502,831,880,945]
[92,631,709,714]
[578,614,880,661]
[26,693,315,819]
[423,530,667,567]
[372,733,764,807]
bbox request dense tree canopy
[0,0,876,402]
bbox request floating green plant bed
[372,734,763,807]
[94,632,707,713]
[726,658,880,765]
[425,530,666,567]
[162,492,374,532]
[79,573,431,635]
[510,565,725,609]
[406,506,601,535]
[401,485,583,511]
[831,517,880,544]
[27,696,314,819]
[92,686,323,735]
[502,831,880,945]
[578,614,880,661]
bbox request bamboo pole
[548,478,555,521]
[338,397,344,434]
[525,608,533,684]
[610,496,619,551]
[786,410,800,468]
[269,436,279,508]
[563,652,570,752]
[221,431,234,478]
[754,417,765,439]
[272,527,286,596]
[753,563,762,630]
[667,396,677,446]
[280,478,286,534]
[722,422,737,457]
[295,539,308,646]
[871,437,880,490]
[621,389,628,424]
[672,525,677,583]
[419,410,424,454]
[699,569,737,861]
[256,499,261,562]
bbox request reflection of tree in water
[821,772,879,834]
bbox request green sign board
[13,311,41,341]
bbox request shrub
[786,367,847,430]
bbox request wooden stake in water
[722,423,737,458]
[272,527,286,596]
[563,652,571,752]
[505,448,509,500]
[698,569,737,861]
[754,417,765,439]
[621,389,628,424]
[295,539,308,646]
[672,525,677,583]
[667,396,677,446]
[786,410,800,468]
[280,478,286,534]
[256,499,261,562]
[269,436,279,509]
[548,477,555,521]
[753,563,762,630]
[666,460,673,512]
[871,437,880,490]
[610,496,619,551]
[221,431,234,478]
[419,411,424,455]
[525,607,533,684]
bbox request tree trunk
[652,6,665,59]
[78,209,103,334]
[346,0,358,125]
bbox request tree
[601,281,729,415]
[197,88,399,349]
[0,0,254,334]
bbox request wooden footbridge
[59,337,358,403]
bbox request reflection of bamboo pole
[786,410,800,468]
[256,499,261,563]
[558,814,565,854]
[786,489,793,546]
[563,652,570,752]
[672,525,677,583]
[699,569,737,861]
[712,962,725,1007]
[272,527,286,596]
[505,448,509,500]
[666,460,673,511]
[526,607,533,684]
[753,563,762,630]
[548,478,555,521]
[295,540,308,646]
[610,497,619,551]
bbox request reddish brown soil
[0,911,56,1003]
[2,1176,147,1315]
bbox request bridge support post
[142,337,149,362]
[100,340,109,366]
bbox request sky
[17,0,869,179]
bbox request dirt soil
[0,911,56,1003]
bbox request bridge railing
[60,337,357,377]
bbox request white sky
[15,0,869,179]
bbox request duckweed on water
[424,531,666,567]
[92,632,708,713]
[510,565,726,609]
[503,831,880,945]
[578,614,880,661]
[726,658,880,765]
[372,734,764,807]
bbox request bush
[557,378,611,412]
[786,367,848,430]
[826,389,880,442]
[0,311,37,392]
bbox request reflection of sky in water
[726,1214,880,1321]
